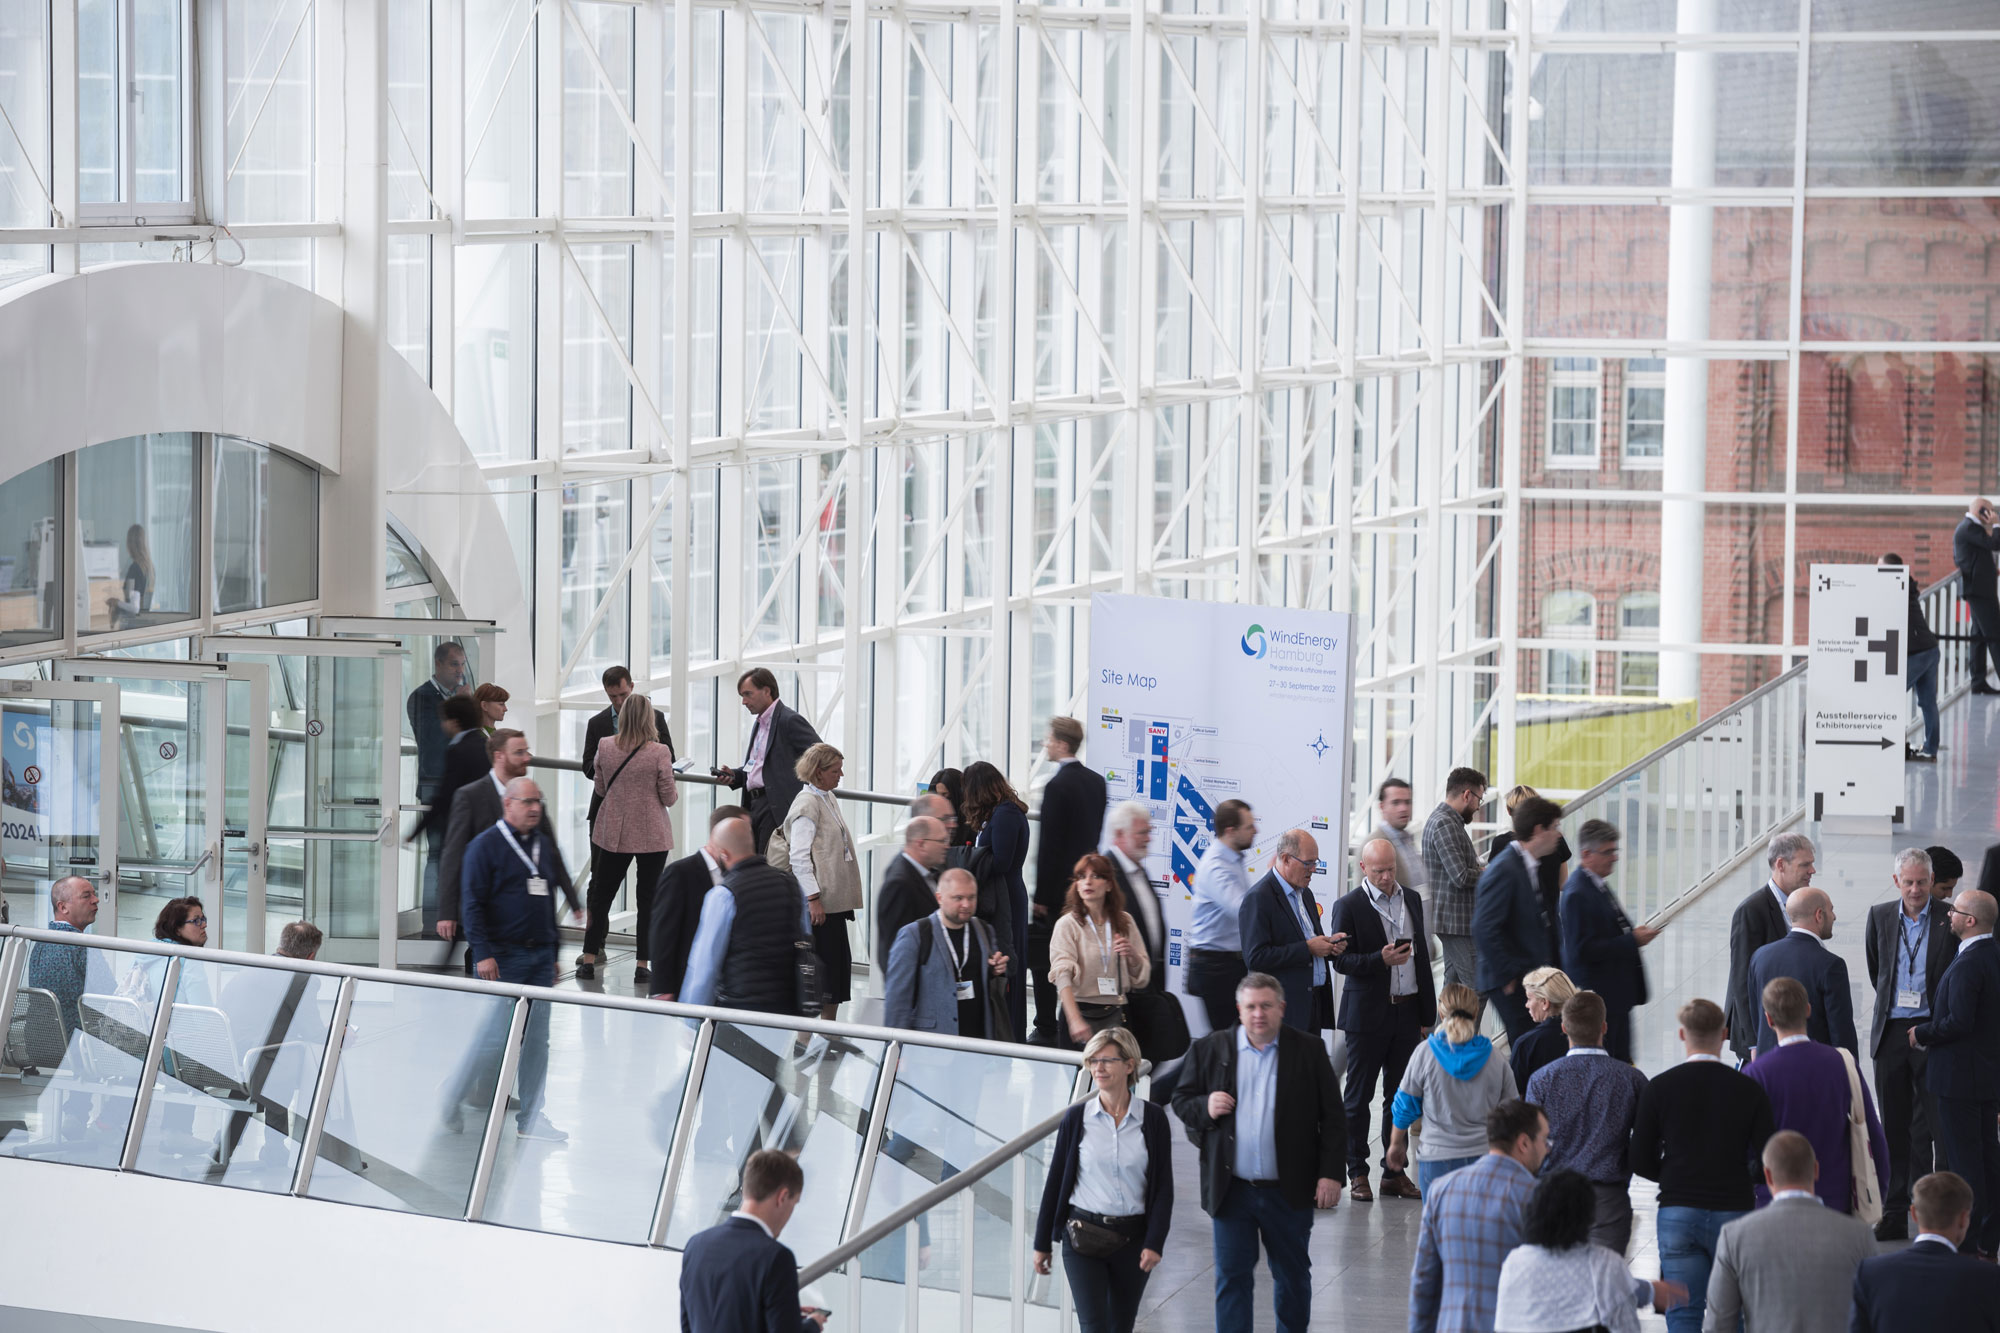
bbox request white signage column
[1087,594,1356,1025]
[1805,564,1907,830]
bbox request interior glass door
[55,659,270,952]
[0,680,121,934]
[207,636,403,968]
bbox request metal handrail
[528,754,983,814]
[797,1091,1091,1286]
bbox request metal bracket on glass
[840,1040,903,1244]
[465,997,531,1223]
[293,976,357,1197]
[120,956,181,1172]
[651,1017,716,1247]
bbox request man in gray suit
[1702,1130,1876,1333]
[437,729,531,966]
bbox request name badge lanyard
[1097,916,1122,995]
[499,821,546,894]
[1899,921,1927,1009]
[945,920,975,1001]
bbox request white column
[1660,0,1718,705]
[319,0,389,614]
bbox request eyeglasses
[1948,906,1976,919]
[509,797,545,806]
[184,916,207,927]
[1084,1057,1129,1069]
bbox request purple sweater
[1744,1039,1890,1214]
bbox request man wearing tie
[1952,496,2000,694]
[1912,889,2000,1258]
[1559,819,1658,1063]
[714,668,822,853]
[1725,832,1816,1061]
[1240,828,1348,1031]
[1865,847,1957,1240]
[1328,837,1431,1202]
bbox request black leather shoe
[1875,1218,1908,1242]
[1973,683,2000,696]
[574,960,595,979]
[632,965,651,984]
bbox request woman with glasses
[148,896,213,1005]
[1033,1027,1172,1333]
[1050,855,1151,1048]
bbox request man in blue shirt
[24,875,116,1142]
[680,815,814,1013]
[447,777,581,1142]
[1525,990,1649,1253]
[1865,846,1956,1239]
[1186,799,1256,1032]
[1239,828,1347,1031]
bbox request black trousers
[1060,1222,1152,1333]
[1876,1019,1937,1216]
[746,788,778,854]
[1185,948,1247,1033]
[814,910,854,1004]
[1029,917,1059,1039]
[1342,998,1423,1177]
[1603,1003,1633,1065]
[1970,595,2000,685]
[1934,1093,2000,1254]
[585,847,668,958]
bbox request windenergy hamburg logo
[1241,623,1268,658]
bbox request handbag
[1839,1047,1885,1225]
[1064,1215,1130,1258]
[1123,983,1191,1064]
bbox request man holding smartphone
[1328,837,1435,1202]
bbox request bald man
[1749,886,1859,1057]
[1913,889,2000,1256]
[25,876,111,1038]
[679,816,815,1015]
[1328,838,1432,1200]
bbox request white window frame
[1541,589,1596,696]
[75,0,198,227]
[1616,592,1661,697]
[1622,358,1666,470]
[1546,357,1602,470]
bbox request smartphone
[1394,937,1411,949]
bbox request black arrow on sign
[1814,736,1896,749]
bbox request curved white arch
[0,263,530,693]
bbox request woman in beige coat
[578,693,678,982]
[767,742,861,1019]
[1049,852,1151,1048]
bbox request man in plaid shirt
[1410,1099,1547,1333]
[1422,768,1488,993]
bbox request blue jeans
[1416,1155,1480,1197]
[448,941,556,1128]
[1908,646,1940,754]
[1213,1182,1314,1333]
[1657,1206,1746,1333]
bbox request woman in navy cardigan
[1032,1027,1174,1333]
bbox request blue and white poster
[2,709,51,865]
[1087,594,1356,1029]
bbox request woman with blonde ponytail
[1384,983,1520,1195]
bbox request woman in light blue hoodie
[1385,982,1520,1196]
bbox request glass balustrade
[0,924,1088,1333]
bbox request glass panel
[78,433,199,633]
[387,234,432,382]
[71,672,208,936]
[1,937,157,1168]
[1528,52,1795,187]
[1802,198,2000,343]
[482,1001,695,1241]
[76,0,116,204]
[1523,358,1792,493]
[454,243,537,462]
[561,2,634,217]
[560,481,630,692]
[386,0,432,223]
[856,1046,1076,1307]
[303,977,514,1215]
[0,459,61,648]
[386,527,431,589]
[1807,42,2000,188]
[1,696,110,926]
[1527,207,1791,343]
[132,958,336,1191]
[1796,353,2000,497]
[1532,0,1799,31]
[465,0,536,217]
[213,438,319,612]
[1811,0,1993,30]
[0,0,52,228]
[223,0,314,223]
[131,0,185,203]
[663,1023,888,1257]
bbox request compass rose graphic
[1308,732,1330,759]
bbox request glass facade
[0,0,1990,821]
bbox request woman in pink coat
[577,692,678,982]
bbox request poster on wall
[1087,594,1356,1034]
[1,708,51,867]
[1805,564,1907,823]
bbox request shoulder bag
[586,737,647,825]
[1839,1047,1885,1224]
[1118,926,1191,1063]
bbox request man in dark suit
[1559,818,1657,1063]
[1172,971,1344,1333]
[1865,847,1957,1239]
[715,668,822,853]
[1913,888,2000,1257]
[1727,831,1816,1060]
[1472,795,1561,1042]
[1029,715,1107,1042]
[679,1148,826,1333]
[1329,837,1431,1202]
[579,664,675,801]
[1239,827,1348,1031]
[648,804,746,1002]
[873,815,949,965]
[1852,1170,2000,1330]
[1952,497,2000,693]
[437,728,530,973]
[1750,887,1859,1057]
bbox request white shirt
[1516,843,1541,880]
[729,1209,776,1239]
[1111,847,1164,961]
[1768,881,1789,913]
[1961,932,1994,953]
[1685,1052,1722,1064]
[1566,1047,1609,1058]
[1778,1033,1811,1047]
[1366,881,1417,996]
[698,847,723,887]
[786,787,850,900]
[1071,1098,1149,1218]
[899,851,937,886]
[1770,1189,1819,1205]
[1914,1231,1958,1249]
[1787,925,1826,946]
